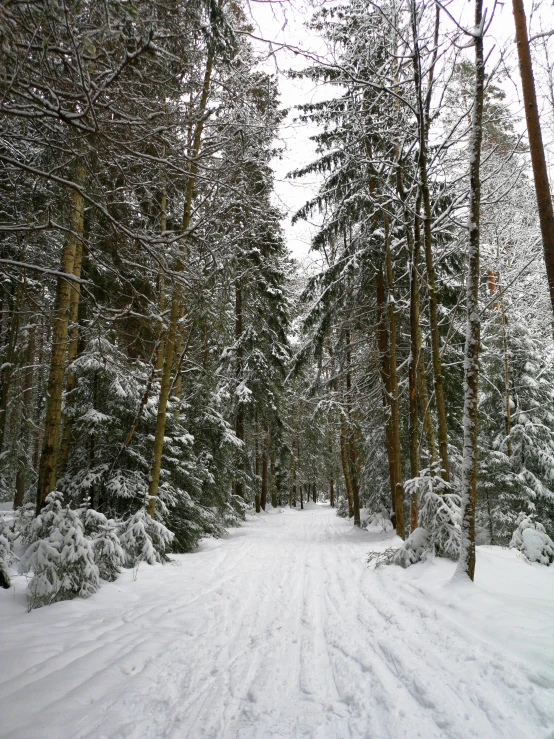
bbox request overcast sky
[244,0,553,261]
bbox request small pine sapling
[370,468,461,568]
[80,508,124,581]
[336,495,349,518]
[118,509,174,568]
[418,470,461,559]
[20,492,100,609]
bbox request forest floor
[1,503,553,739]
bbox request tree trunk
[329,475,334,507]
[499,279,513,457]
[36,163,85,511]
[375,270,397,525]
[171,303,186,418]
[345,328,361,526]
[57,221,85,477]
[254,414,261,513]
[270,452,277,508]
[14,322,35,509]
[417,348,437,467]
[457,0,485,582]
[33,317,46,472]
[384,224,404,539]
[0,277,21,454]
[339,417,354,517]
[147,46,214,515]
[234,283,245,499]
[411,1,450,482]
[154,186,167,373]
[261,425,268,511]
[512,0,554,313]
[408,196,422,532]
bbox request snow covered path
[1,504,553,739]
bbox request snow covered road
[1,503,553,739]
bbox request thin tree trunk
[329,476,334,507]
[171,304,185,418]
[254,413,261,513]
[384,221,404,538]
[375,271,397,525]
[36,162,85,511]
[270,452,277,508]
[0,278,21,454]
[57,222,85,477]
[154,186,167,373]
[499,281,512,457]
[147,46,214,516]
[33,317,46,472]
[234,283,245,499]
[345,328,361,525]
[261,425,268,511]
[14,322,35,509]
[408,196,422,532]
[457,0,485,582]
[512,0,554,313]
[417,347,437,466]
[411,1,450,482]
[290,431,295,508]
[339,416,354,517]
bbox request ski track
[1,505,553,739]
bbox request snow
[1,504,553,738]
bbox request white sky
[244,0,554,261]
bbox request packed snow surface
[1,503,553,738]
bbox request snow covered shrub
[369,470,461,569]
[118,509,173,567]
[13,503,36,545]
[0,521,13,589]
[509,513,554,565]
[80,508,124,582]
[365,511,394,533]
[20,493,100,610]
[223,494,250,526]
[392,528,430,568]
[157,481,226,553]
[336,495,348,518]
[417,471,461,559]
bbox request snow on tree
[20,493,100,610]
[509,513,554,565]
[80,509,124,582]
[0,521,13,589]
[118,509,174,568]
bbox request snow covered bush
[368,470,461,569]
[417,471,461,559]
[222,494,250,526]
[509,513,554,565]
[80,508,124,582]
[20,493,100,610]
[0,521,13,589]
[392,527,430,568]
[118,509,173,567]
[157,483,225,552]
[365,511,394,533]
[13,503,36,546]
[336,495,348,518]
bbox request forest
[0,0,553,736]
